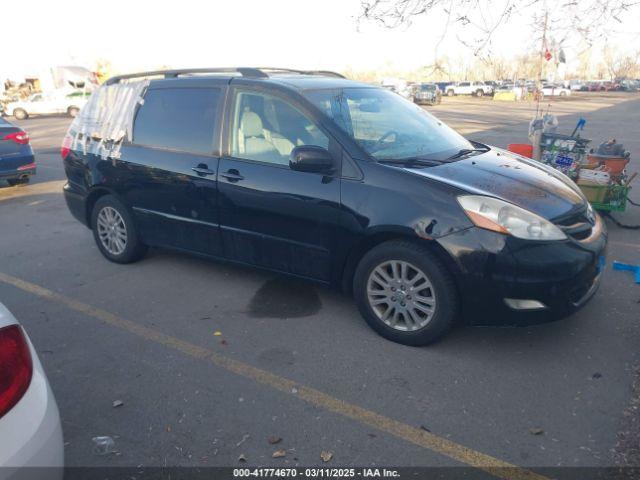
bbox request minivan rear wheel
[353,240,458,346]
[91,195,147,264]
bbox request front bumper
[437,218,607,325]
[0,332,64,478]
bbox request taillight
[2,131,29,145]
[17,162,36,171]
[61,134,72,160]
[0,325,33,419]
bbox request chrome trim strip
[220,224,329,253]
[132,207,219,228]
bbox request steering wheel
[370,130,400,153]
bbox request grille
[555,210,594,241]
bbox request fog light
[504,298,547,310]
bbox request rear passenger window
[133,88,220,154]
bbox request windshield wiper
[445,144,490,161]
[378,157,443,167]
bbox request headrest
[240,111,263,137]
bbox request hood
[406,148,586,221]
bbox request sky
[3,0,639,79]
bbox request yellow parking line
[0,271,548,480]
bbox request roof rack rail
[105,67,268,85]
[104,67,346,85]
[302,70,346,79]
[256,67,346,79]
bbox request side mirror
[289,145,335,174]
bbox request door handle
[220,169,244,182]
[192,164,215,176]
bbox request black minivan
[62,68,606,345]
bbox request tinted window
[133,87,220,154]
[231,91,329,166]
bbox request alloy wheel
[366,260,437,331]
[97,206,127,256]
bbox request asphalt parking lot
[1,92,639,477]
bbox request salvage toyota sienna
[61,68,607,346]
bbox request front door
[218,88,341,282]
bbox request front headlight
[457,195,567,241]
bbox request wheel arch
[340,232,462,295]
[85,186,119,228]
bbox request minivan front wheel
[353,241,458,346]
[91,195,147,264]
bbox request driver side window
[231,91,329,166]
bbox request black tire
[13,108,28,120]
[446,89,455,97]
[7,177,30,186]
[90,194,147,264]
[475,89,484,97]
[67,106,80,117]
[353,240,458,346]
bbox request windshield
[420,84,436,91]
[304,87,472,161]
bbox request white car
[4,91,90,120]
[540,84,572,97]
[380,78,412,99]
[568,80,587,91]
[445,81,494,97]
[0,303,63,479]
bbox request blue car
[0,117,35,186]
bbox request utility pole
[532,6,550,161]
[536,8,549,118]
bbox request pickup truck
[4,91,90,120]
[444,81,494,97]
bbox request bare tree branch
[358,0,640,58]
